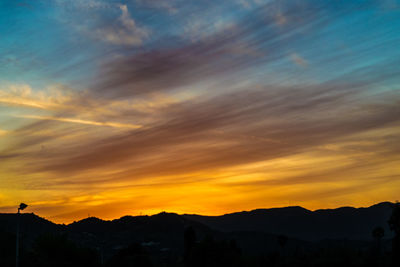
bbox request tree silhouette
[388,202,400,266]
[28,233,100,267]
[0,230,16,267]
[185,235,242,267]
[372,226,385,250]
[106,243,152,267]
[388,203,400,235]
[277,234,288,264]
[184,226,196,266]
[372,227,385,240]
[371,226,385,265]
[277,234,288,250]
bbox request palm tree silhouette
[277,234,288,249]
[388,202,400,266]
[372,226,384,241]
[372,226,384,260]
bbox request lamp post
[16,203,28,267]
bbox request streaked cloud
[15,114,142,129]
[135,0,179,14]
[0,128,8,136]
[0,84,71,110]
[0,0,399,222]
[290,53,308,67]
[95,4,149,46]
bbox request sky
[0,0,399,223]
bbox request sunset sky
[0,0,399,223]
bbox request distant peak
[368,201,395,209]
[69,216,105,226]
[154,211,179,216]
[249,206,312,215]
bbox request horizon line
[0,200,396,225]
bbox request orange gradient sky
[1,0,400,223]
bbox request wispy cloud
[0,84,70,110]
[95,4,149,46]
[135,0,180,14]
[15,114,142,129]
[0,128,8,136]
[1,0,400,221]
[290,53,308,67]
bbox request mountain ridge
[183,201,395,241]
[1,201,397,263]
[0,201,396,242]
[1,201,395,225]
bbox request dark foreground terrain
[1,202,399,267]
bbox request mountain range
[0,202,396,258]
[184,202,395,241]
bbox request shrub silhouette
[185,236,242,267]
[27,233,100,267]
[0,230,16,267]
[106,243,153,267]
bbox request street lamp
[16,203,28,267]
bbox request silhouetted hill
[184,202,395,241]
[0,213,61,237]
[0,201,396,264]
[67,212,218,255]
[0,211,311,260]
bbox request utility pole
[16,203,28,267]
